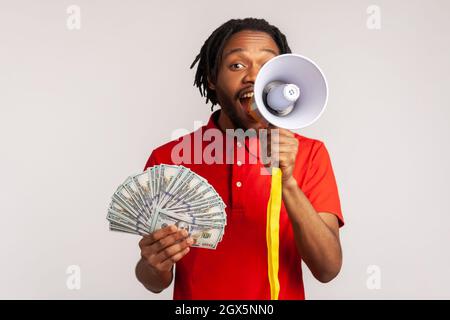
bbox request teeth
[240,92,254,99]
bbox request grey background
[1,0,449,299]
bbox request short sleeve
[302,142,344,227]
[144,150,159,171]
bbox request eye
[230,63,245,70]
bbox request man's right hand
[139,225,193,274]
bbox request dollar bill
[107,164,226,250]
[150,208,223,249]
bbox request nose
[243,65,259,84]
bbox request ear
[207,77,215,90]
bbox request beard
[215,91,261,131]
[221,103,248,130]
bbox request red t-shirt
[144,110,344,300]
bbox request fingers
[274,144,298,154]
[278,153,297,165]
[155,237,194,263]
[267,128,295,138]
[152,229,190,253]
[139,226,193,273]
[266,139,298,156]
[158,246,191,271]
[267,131,297,150]
[139,225,177,248]
[277,128,295,137]
[264,130,298,168]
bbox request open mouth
[238,91,254,112]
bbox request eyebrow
[222,48,278,59]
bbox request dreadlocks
[190,18,292,111]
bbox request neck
[217,109,236,132]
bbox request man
[135,18,344,300]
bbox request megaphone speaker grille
[254,54,328,130]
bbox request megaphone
[248,54,329,301]
[245,53,328,129]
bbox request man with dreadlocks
[135,18,344,300]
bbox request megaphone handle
[268,124,280,169]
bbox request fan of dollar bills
[107,164,227,249]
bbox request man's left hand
[268,127,299,184]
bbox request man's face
[210,30,280,130]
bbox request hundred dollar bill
[157,165,188,208]
[107,210,150,234]
[181,194,225,208]
[108,164,227,249]
[168,184,222,209]
[122,177,151,220]
[160,171,194,209]
[130,172,154,220]
[153,166,161,209]
[169,198,225,212]
[162,207,227,219]
[169,203,227,217]
[150,209,224,249]
[164,172,207,207]
[185,179,218,199]
[158,208,226,227]
[108,202,144,224]
[111,194,147,225]
[109,221,146,235]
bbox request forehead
[221,30,280,58]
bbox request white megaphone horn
[245,53,328,129]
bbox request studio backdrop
[1,0,449,299]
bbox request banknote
[150,208,224,250]
[107,164,226,249]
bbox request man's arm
[136,225,193,293]
[271,127,342,283]
[282,177,342,283]
[135,258,173,293]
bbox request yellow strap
[266,167,282,300]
